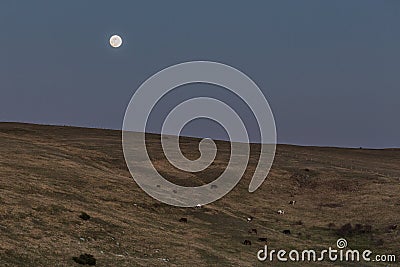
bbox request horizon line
[1,120,398,150]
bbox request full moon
[109,35,122,48]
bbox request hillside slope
[0,123,399,266]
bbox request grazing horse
[243,240,252,245]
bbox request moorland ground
[0,122,399,266]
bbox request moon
[109,35,122,48]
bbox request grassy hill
[0,123,399,266]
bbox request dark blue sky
[1,1,399,148]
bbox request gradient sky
[1,1,399,148]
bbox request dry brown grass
[0,122,399,266]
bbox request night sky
[1,1,399,148]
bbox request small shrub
[337,223,353,236]
[363,224,372,234]
[336,223,373,236]
[328,223,336,229]
[72,254,96,265]
[354,224,363,232]
[282,229,291,235]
